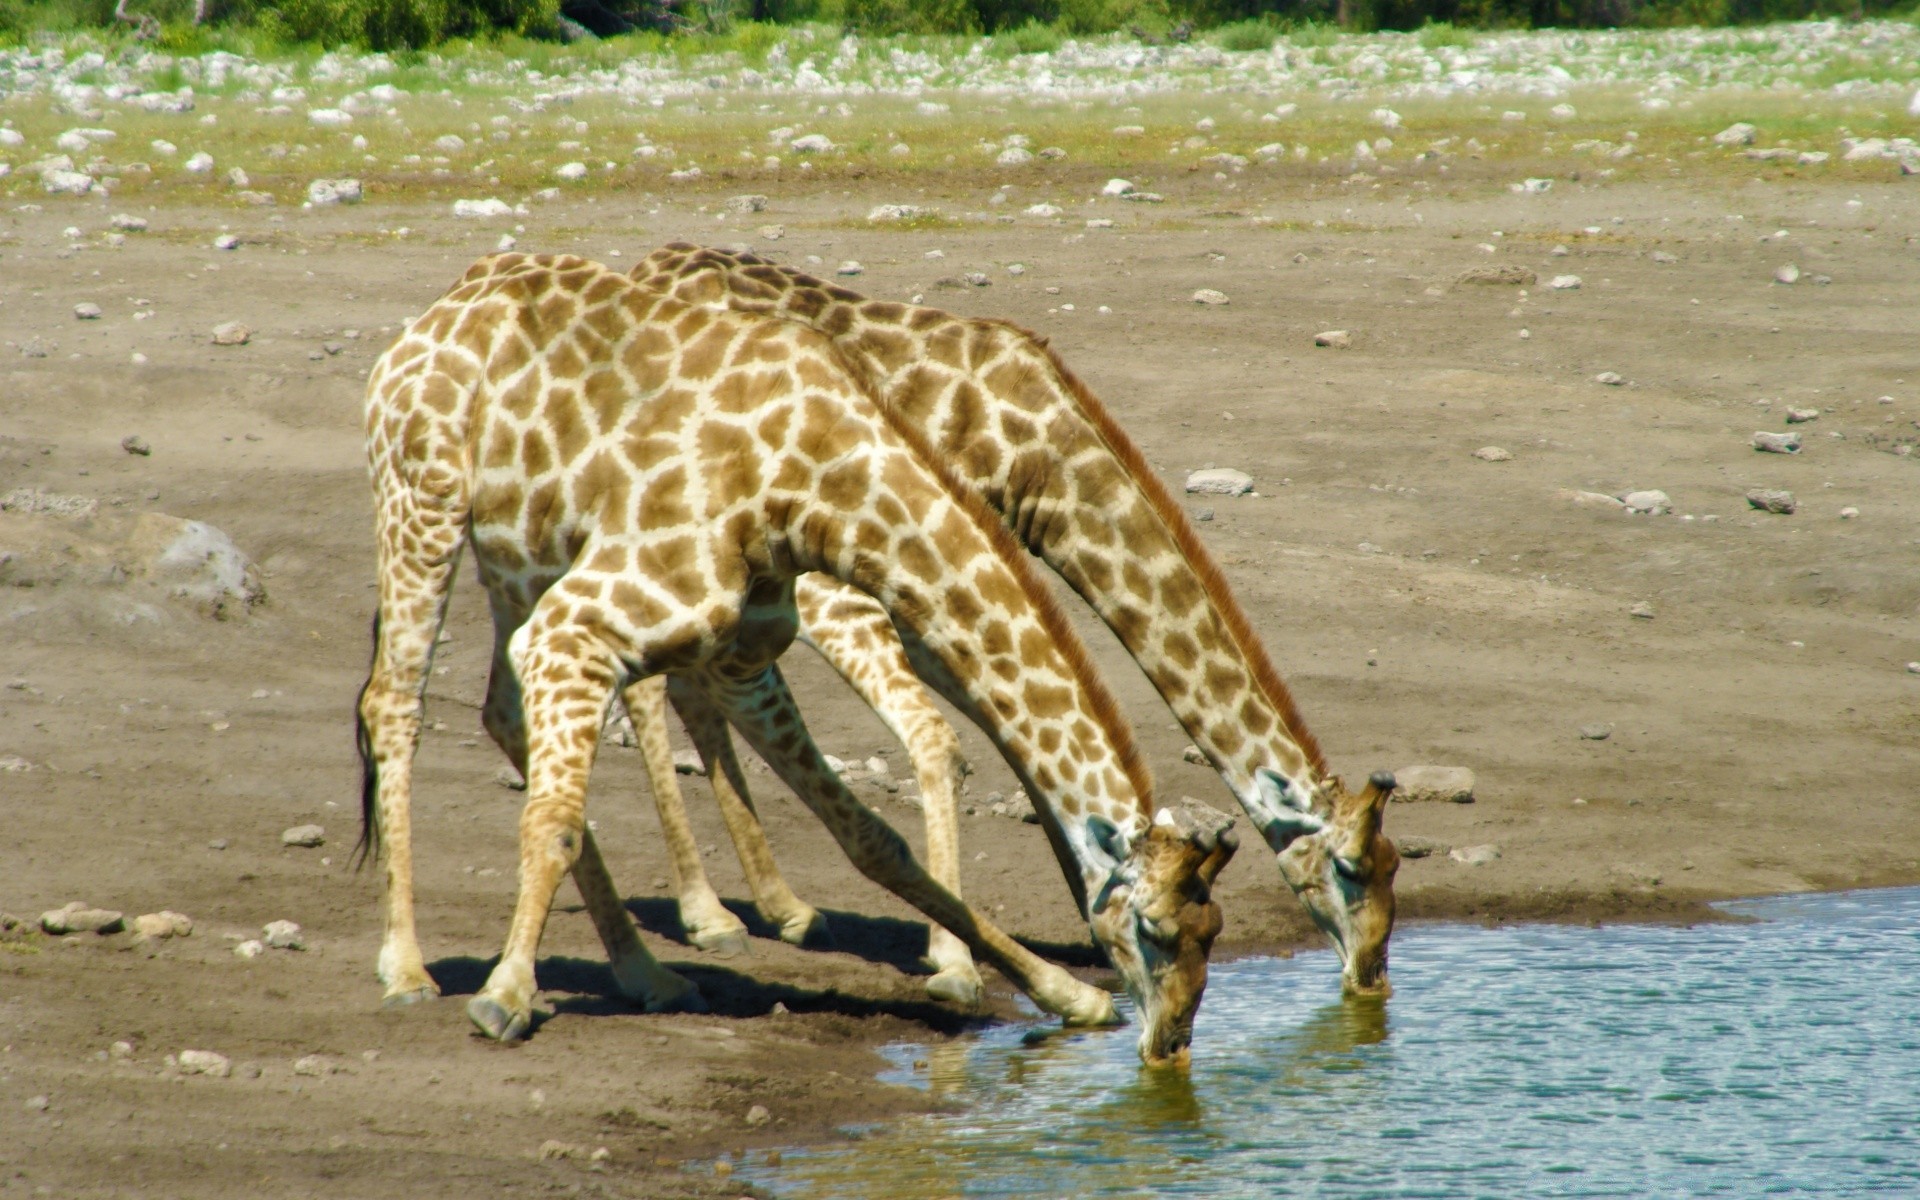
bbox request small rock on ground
[262,920,305,950]
[1471,446,1512,462]
[1392,765,1475,804]
[1449,844,1502,866]
[132,911,192,940]
[281,824,324,848]
[175,1049,231,1077]
[1184,468,1253,496]
[40,902,124,935]
[1396,836,1449,860]
[1579,723,1614,741]
[1455,265,1536,286]
[1621,490,1672,515]
[1629,601,1656,619]
[121,435,151,456]
[1594,371,1624,386]
[1548,274,1583,290]
[73,302,102,320]
[1314,330,1352,349]
[1191,289,1229,305]
[745,1104,771,1127]
[1752,431,1801,454]
[210,321,251,346]
[1746,488,1797,515]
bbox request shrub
[990,16,1061,51]
[1054,0,1168,34]
[256,0,559,48]
[1212,15,1275,47]
[841,0,976,33]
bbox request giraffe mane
[839,344,1158,813]
[983,320,1329,779]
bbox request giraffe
[355,253,1236,1064]
[623,243,1400,998]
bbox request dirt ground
[3,157,1918,1198]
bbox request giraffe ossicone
[356,254,1232,1064]
[624,242,1400,998]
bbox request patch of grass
[1286,21,1343,49]
[989,19,1061,56]
[1214,18,1277,52]
[1416,20,1474,49]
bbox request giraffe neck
[636,246,1324,843]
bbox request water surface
[749,887,1920,1198]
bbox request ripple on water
[746,887,1920,1199]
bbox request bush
[1212,15,1274,47]
[841,0,976,32]
[990,16,1060,50]
[255,0,558,47]
[1054,0,1168,34]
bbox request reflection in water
[749,888,1920,1199]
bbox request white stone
[1100,178,1135,196]
[1471,446,1511,462]
[212,234,239,251]
[308,108,353,129]
[132,911,192,940]
[1394,765,1476,804]
[836,261,863,276]
[1594,371,1624,386]
[151,139,177,156]
[293,1054,336,1077]
[176,1050,231,1078]
[210,321,250,346]
[1549,274,1582,290]
[996,146,1033,166]
[1024,203,1063,217]
[1513,178,1553,194]
[723,193,768,213]
[1839,506,1859,520]
[262,920,305,950]
[866,204,934,222]
[306,178,362,206]
[1184,468,1253,496]
[1370,107,1402,129]
[1551,104,1577,120]
[1191,289,1229,305]
[1773,264,1800,285]
[789,133,834,154]
[281,824,324,847]
[554,161,588,181]
[1449,844,1501,865]
[434,134,465,152]
[184,152,214,174]
[1621,489,1672,515]
[1753,431,1801,454]
[1714,122,1757,147]
[234,939,265,959]
[0,128,22,147]
[41,169,94,195]
[453,198,514,218]
[1314,330,1352,349]
[74,302,103,320]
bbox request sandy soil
[3,158,1918,1197]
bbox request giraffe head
[1268,771,1399,997]
[1087,809,1237,1067]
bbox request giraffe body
[357,255,1233,1063]
[627,244,1397,995]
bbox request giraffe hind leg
[623,675,752,957]
[669,680,829,949]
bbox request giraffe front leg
[669,681,829,949]
[469,625,698,1042]
[712,668,1116,1026]
[796,577,978,1003]
[624,676,752,957]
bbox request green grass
[1214,18,1278,51]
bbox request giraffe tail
[352,610,382,869]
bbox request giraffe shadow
[621,897,1112,976]
[423,954,992,1035]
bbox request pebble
[306,178,362,206]
[1548,274,1583,290]
[1181,745,1207,765]
[292,1054,336,1077]
[1579,723,1613,741]
[1194,507,1213,521]
[175,1049,231,1078]
[1746,488,1797,514]
[1025,203,1063,218]
[24,1095,50,1112]
[836,261,863,276]
[281,824,325,847]
[234,939,265,958]
[110,213,149,232]
[554,161,588,181]
[110,1040,134,1058]
[42,169,96,195]
[40,901,125,935]
[1559,488,1627,510]
[1784,408,1820,424]
[1392,765,1475,804]
[1184,467,1253,496]
[132,911,193,940]
[1471,446,1512,462]
[539,1139,590,1161]
[1448,844,1501,866]
[308,108,353,128]
[1907,662,1920,675]
[1594,371,1624,385]
[1752,431,1801,454]
[996,146,1033,166]
[1650,250,1678,264]
[208,838,229,850]
[789,133,834,154]
[671,749,702,775]
[1629,601,1656,619]
[758,224,785,240]
[184,152,214,174]
[73,302,102,320]
[1621,489,1672,515]
[1191,288,1229,305]
[1101,178,1135,197]
[1714,122,1758,146]
[121,435,151,456]
[210,321,251,346]
[745,1104,771,1127]
[1839,506,1859,520]
[1396,836,1448,860]
[212,233,240,251]
[1773,264,1801,285]
[1314,330,1352,349]
[262,920,306,950]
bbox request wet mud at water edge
[3,166,1919,1198]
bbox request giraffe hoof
[780,911,832,949]
[466,995,531,1043]
[379,984,441,1010]
[925,967,984,1008]
[687,927,751,958]
[646,978,710,1015]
